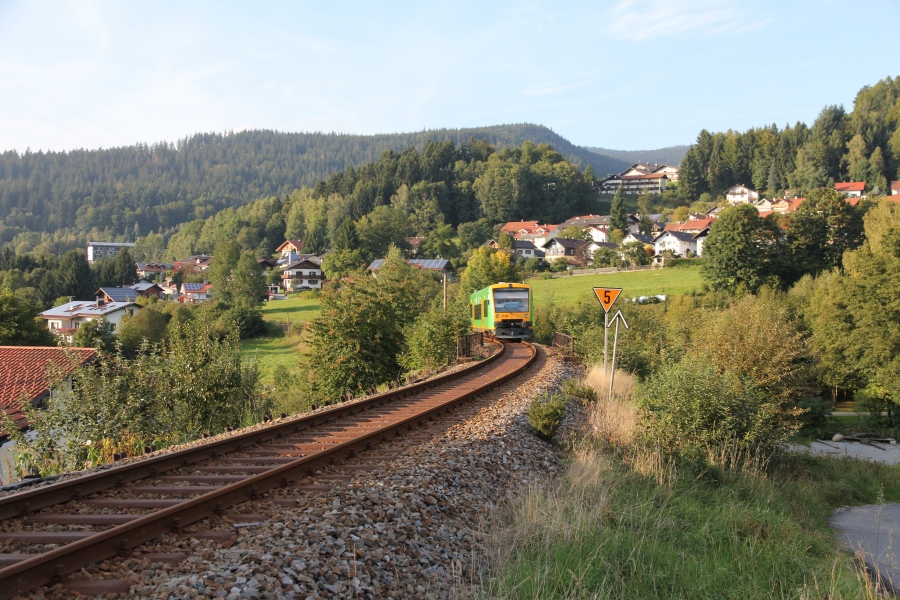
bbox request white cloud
[523,81,586,97]
[604,0,769,41]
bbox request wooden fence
[553,332,575,356]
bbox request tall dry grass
[583,366,639,447]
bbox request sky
[1,0,898,154]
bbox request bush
[796,396,834,437]
[218,303,266,339]
[0,320,267,478]
[401,302,469,372]
[638,357,802,461]
[562,378,597,402]
[527,392,568,442]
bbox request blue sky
[1,0,898,153]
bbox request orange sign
[592,287,622,313]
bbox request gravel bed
[27,345,580,599]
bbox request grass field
[527,265,703,308]
[241,296,320,383]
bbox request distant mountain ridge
[0,124,629,239]
[585,145,689,172]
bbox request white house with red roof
[835,181,865,198]
[891,181,899,196]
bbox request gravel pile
[28,346,580,599]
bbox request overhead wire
[0,73,136,145]
[0,95,104,147]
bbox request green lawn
[241,296,320,383]
[527,265,703,308]
[260,296,321,324]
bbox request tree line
[678,76,900,201]
[0,125,625,256]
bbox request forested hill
[585,145,689,169]
[0,124,627,241]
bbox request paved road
[832,504,900,593]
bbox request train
[469,282,532,340]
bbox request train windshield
[493,288,529,312]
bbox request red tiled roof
[665,218,715,232]
[835,182,865,192]
[0,347,95,437]
[890,181,899,192]
[500,221,540,233]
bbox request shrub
[638,357,802,461]
[0,320,267,478]
[796,396,834,437]
[401,301,469,373]
[527,392,568,442]
[562,378,597,402]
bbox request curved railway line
[0,341,535,598]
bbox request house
[513,240,544,262]
[621,232,655,246]
[0,346,96,442]
[653,231,697,257]
[541,238,589,264]
[180,283,213,303]
[86,242,135,264]
[130,279,165,299]
[135,262,172,279]
[834,181,865,198]
[158,281,179,300]
[586,242,618,264]
[586,226,609,243]
[41,300,141,341]
[173,255,213,273]
[664,218,714,234]
[768,197,805,213]
[275,240,304,259]
[405,237,425,255]
[281,258,325,291]
[96,287,138,304]
[725,184,760,205]
[891,181,900,196]
[597,163,678,195]
[367,258,454,276]
[500,221,541,234]
[560,214,610,228]
[598,173,668,195]
[693,228,710,257]
[257,257,279,271]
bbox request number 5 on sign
[592,287,622,313]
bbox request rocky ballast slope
[31,346,578,600]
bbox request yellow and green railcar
[470,282,532,340]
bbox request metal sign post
[592,287,622,376]
[606,309,630,400]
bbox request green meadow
[527,265,703,309]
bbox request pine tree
[333,218,359,251]
[57,250,94,300]
[766,158,781,197]
[610,187,628,233]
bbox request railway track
[0,341,535,598]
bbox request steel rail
[0,342,535,598]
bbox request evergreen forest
[0,124,627,252]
